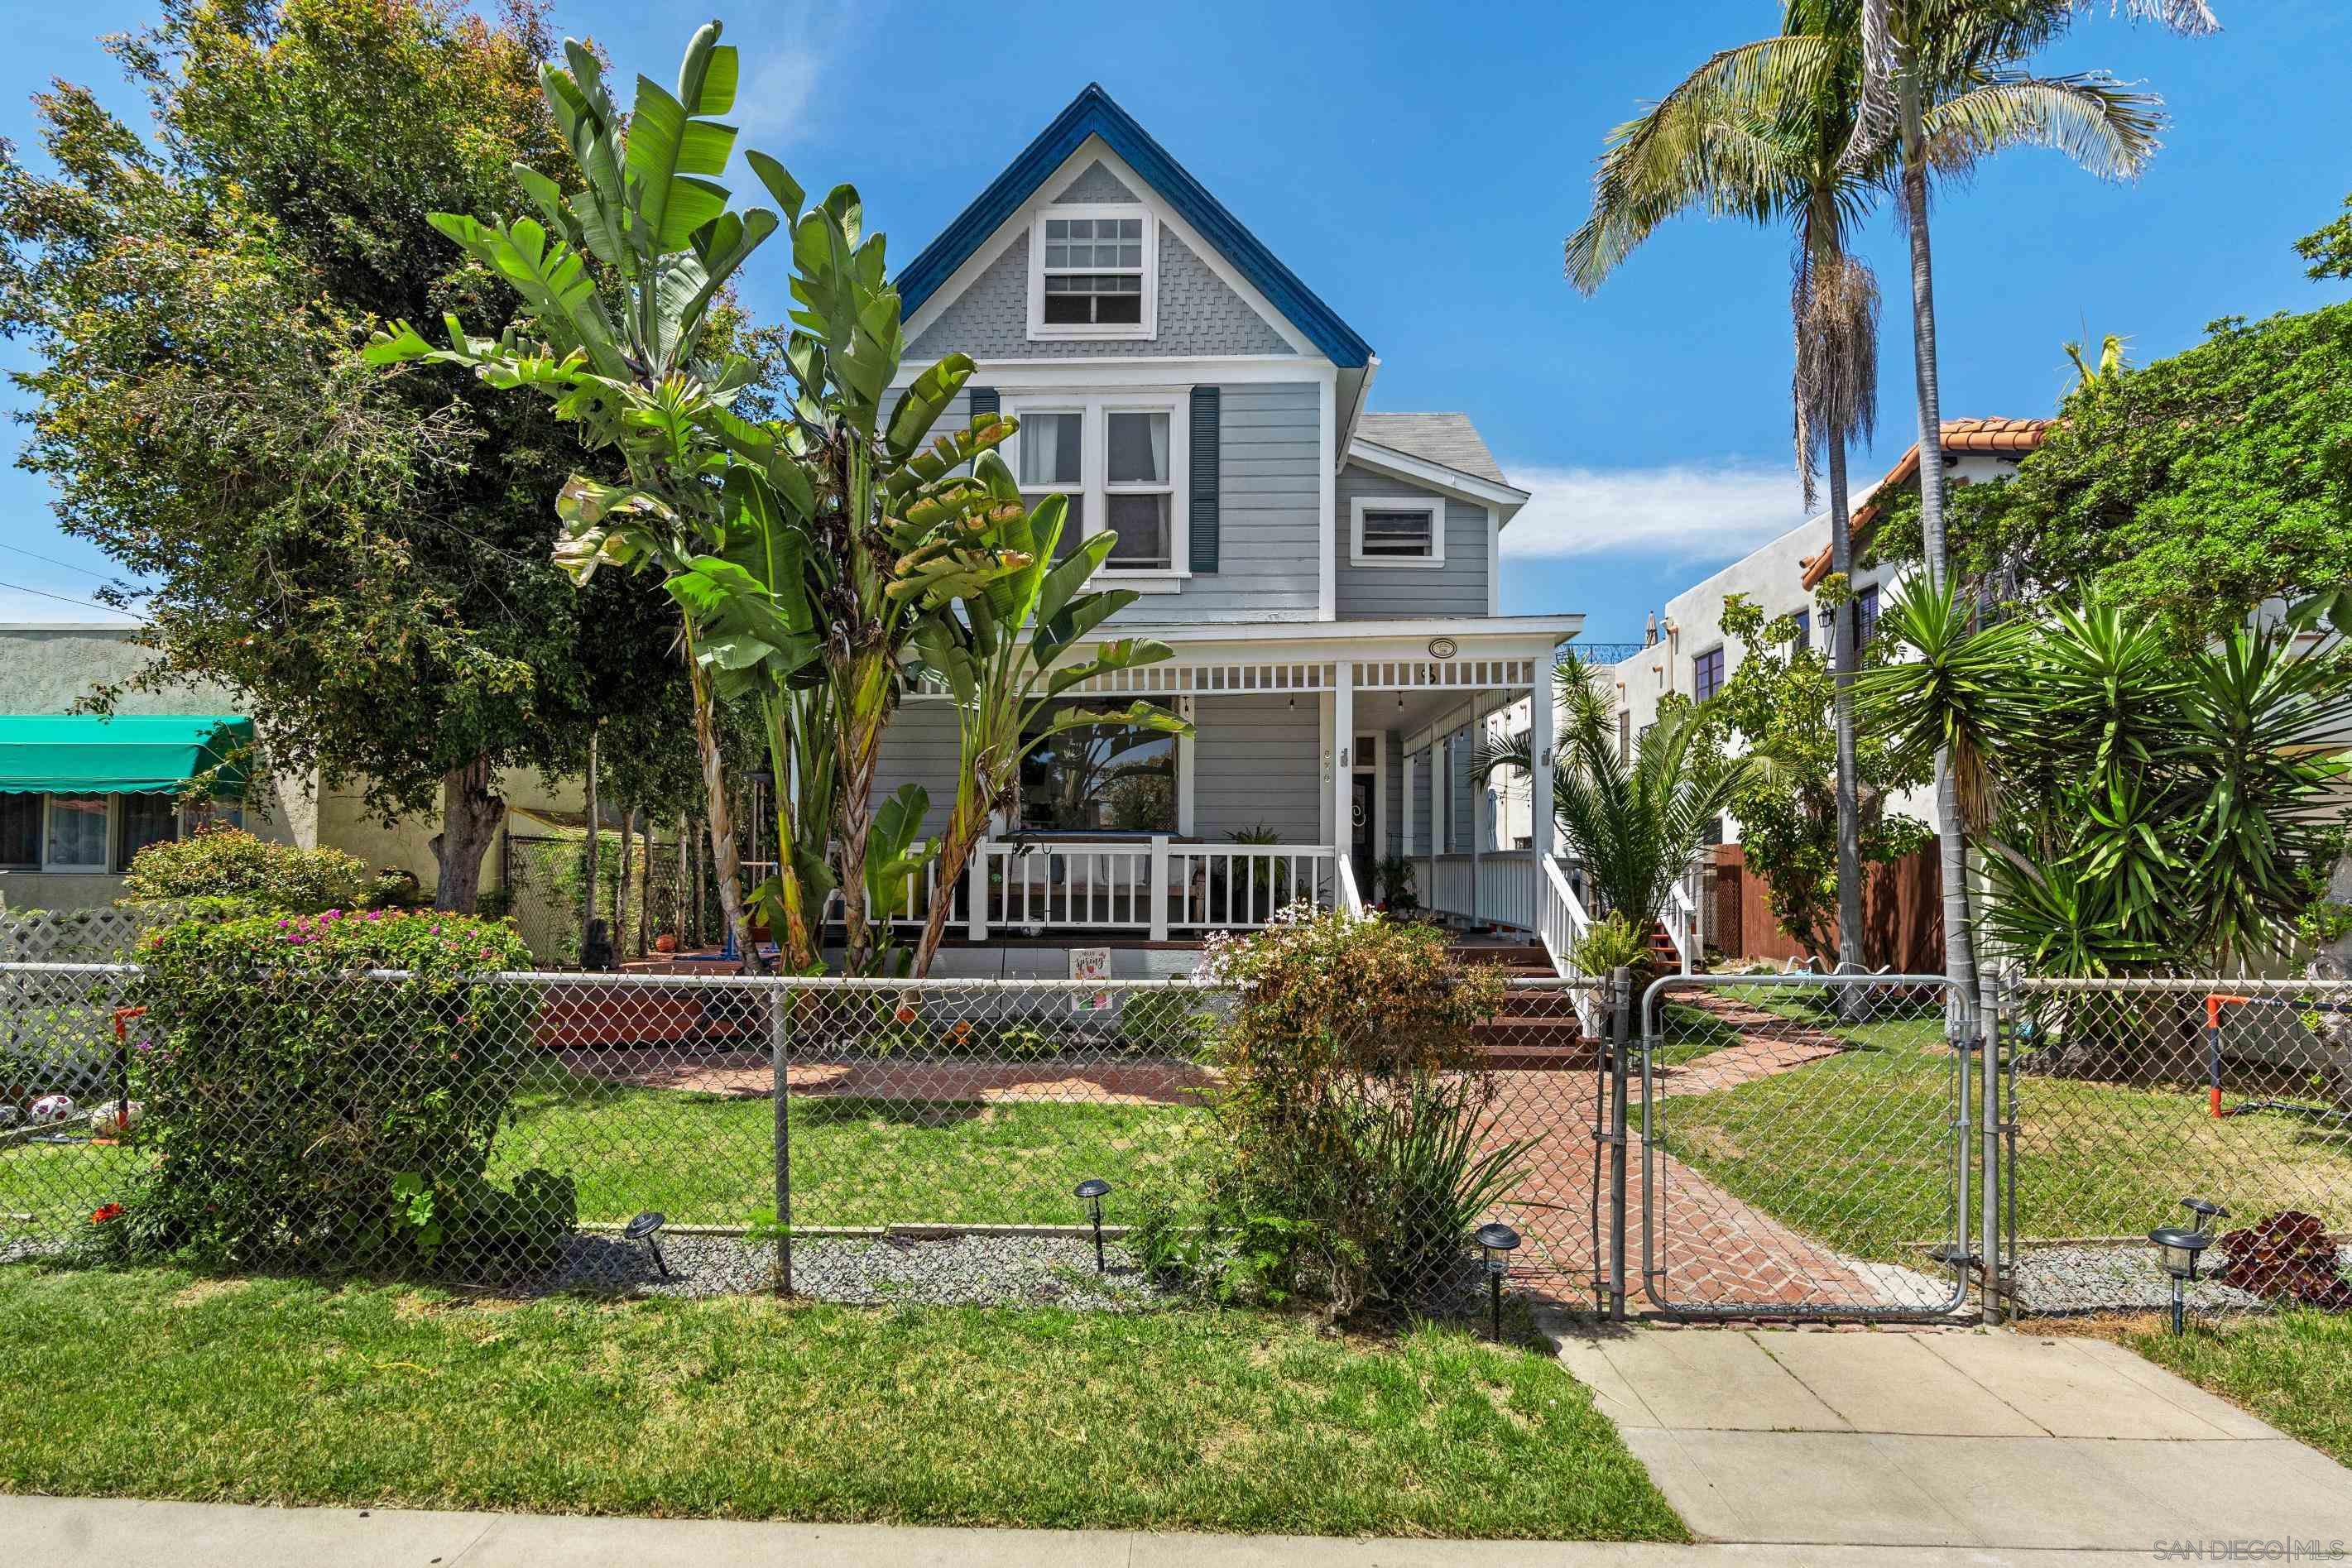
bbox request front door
[1351,774,1375,894]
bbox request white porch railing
[748,839,1351,942]
[1425,850,1544,934]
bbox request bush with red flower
[117,909,570,1271]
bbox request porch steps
[1452,942,1600,1071]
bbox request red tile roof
[1799,419,2052,589]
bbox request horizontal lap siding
[1333,462,1490,619]
[1190,694,1321,844]
[871,701,965,837]
[1118,381,1321,626]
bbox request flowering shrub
[122,827,371,915]
[1145,907,1525,1318]
[120,909,570,1270]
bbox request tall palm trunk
[1826,434,1864,981]
[1898,69,1980,1021]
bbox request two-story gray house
[872,87,1595,975]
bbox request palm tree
[1475,654,1759,933]
[1568,0,2175,1004]
[1837,0,2219,1012]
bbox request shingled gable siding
[1190,694,1321,843]
[1053,161,1140,204]
[903,228,1297,361]
[1332,461,1491,619]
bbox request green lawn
[1654,993,2352,1265]
[0,1263,1686,1541]
[2,1067,1204,1238]
[2130,1311,2352,1465]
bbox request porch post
[1148,834,1170,942]
[1469,696,1485,925]
[968,834,990,941]
[1331,660,1355,908]
[1529,670,1555,864]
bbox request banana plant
[366,22,1030,972]
[908,470,1193,975]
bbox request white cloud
[1500,460,1814,565]
[729,2,870,149]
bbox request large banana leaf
[423,213,627,380]
[625,75,737,257]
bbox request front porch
[813,616,1608,973]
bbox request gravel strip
[536,1230,1172,1311]
[2013,1240,2352,1316]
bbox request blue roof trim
[894,84,1373,370]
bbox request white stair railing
[1664,865,1701,975]
[1535,856,1601,1033]
[1335,853,1366,918]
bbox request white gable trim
[900,137,1324,361]
[1345,438,1530,516]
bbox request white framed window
[1349,496,1445,568]
[1004,394,1188,587]
[1027,205,1155,340]
[42,794,113,872]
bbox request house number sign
[1427,637,1458,659]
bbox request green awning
[0,715,253,796]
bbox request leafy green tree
[2297,191,2352,281]
[1475,653,1764,933]
[910,490,1189,973]
[1873,303,2352,643]
[0,0,691,911]
[1697,595,1931,960]
[1565,0,2163,989]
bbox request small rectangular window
[44,795,110,870]
[1856,584,1882,647]
[1790,609,1811,648]
[1350,496,1443,565]
[0,794,37,869]
[1692,646,1726,703]
[119,792,180,870]
[1616,709,1630,765]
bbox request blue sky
[2,0,2347,640]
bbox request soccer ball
[29,1094,76,1125]
[89,1100,144,1137]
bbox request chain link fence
[0,961,1613,1318]
[1639,972,1980,1320]
[2000,976,2352,1321]
[500,832,722,967]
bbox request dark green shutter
[967,385,998,423]
[1189,386,1220,573]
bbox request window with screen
[1856,583,1882,647]
[1350,496,1442,565]
[1103,410,1173,569]
[1006,396,1186,577]
[44,796,109,870]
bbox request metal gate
[1633,972,1985,1320]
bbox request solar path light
[1475,1222,1521,1340]
[1075,1178,1111,1273]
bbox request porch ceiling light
[624,1210,670,1279]
[1075,1177,1111,1273]
[1475,1222,1521,1340]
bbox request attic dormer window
[1029,205,1155,339]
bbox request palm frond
[1924,73,2165,183]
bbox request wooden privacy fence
[1706,843,1942,972]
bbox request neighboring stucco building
[0,623,591,913]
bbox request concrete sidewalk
[0,1494,2278,1566]
[1558,1324,2352,1556]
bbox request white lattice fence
[0,908,156,965]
